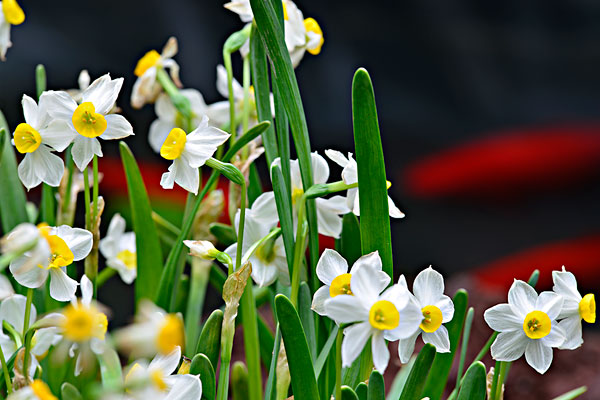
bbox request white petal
[49,268,79,302]
[216,64,243,100]
[102,114,134,140]
[324,149,349,168]
[484,304,523,332]
[155,92,176,122]
[316,249,349,285]
[183,121,230,168]
[525,339,553,374]
[490,331,528,362]
[349,252,390,297]
[161,158,199,194]
[379,284,410,315]
[311,152,330,184]
[82,75,123,115]
[10,262,48,289]
[552,268,581,302]
[22,94,42,128]
[311,285,331,316]
[413,266,445,307]
[0,294,36,331]
[508,280,537,318]
[116,265,137,285]
[31,327,60,356]
[80,274,93,306]
[422,325,450,353]
[205,101,231,127]
[557,316,583,350]
[165,374,203,400]
[40,120,77,151]
[99,214,126,259]
[31,146,64,188]
[350,265,386,307]
[149,119,175,154]
[385,298,422,340]
[536,291,563,321]
[17,153,42,190]
[249,255,278,287]
[71,136,102,171]
[248,192,279,226]
[150,345,181,374]
[397,331,419,364]
[315,198,344,238]
[0,276,14,300]
[437,295,455,323]
[181,89,207,117]
[324,295,369,324]
[371,332,390,373]
[540,321,565,348]
[53,225,93,260]
[341,322,372,368]
[41,90,77,121]
[387,195,405,218]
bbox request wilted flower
[99,214,137,284]
[0,0,25,61]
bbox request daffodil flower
[1,223,50,274]
[131,37,182,109]
[272,152,350,238]
[0,0,24,61]
[12,94,72,190]
[42,73,134,171]
[325,149,405,219]
[115,300,185,358]
[396,267,455,363]
[99,214,136,284]
[324,265,422,373]
[311,249,389,316]
[225,194,288,287]
[7,379,58,400]
[484,280,566,374]
[124,346,202,400]
[149,90,208,153]
[159,117,230,194]
[552,266,595,350]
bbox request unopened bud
[184,240,220,260]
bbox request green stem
[92,154,99,223]
[489,360,501,400]
[83,167,91,231]
[217,324,234,400]
[23,288,34,336]
[184,259,210,357]
[335,328,343,400]
[290,196,308,306]
[22,329,34,384]
[494,361,508,400]
[241,228,282,265]
[235,181,247,271]
[58,145,75,226]
[156,67,191,120]
[0,343,12,394]
[223,50,237,140]
[242,55,251,148]
[152,211,181,237]
[96,267,117,287]
[455,307,474,392]
[3,321,22,348]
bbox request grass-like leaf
[368,370,385,400]
[552,386,588,400]
[339,213,362,266]
[190,353,216,400]
[398,343,436,400]
[232,362,250,400]
[270,164,295,276]
[61,382,83,400]
[355,382,368,400]
[341,386,359,400]
[456,362,486,400]
[298,282,317,361]
[196,309,223,369]
[97,348,123,391]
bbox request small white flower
[484,280,566,374]
[149,90,208,153]
[225,193,288,287]
[0,0,24,61]
[99,214,137,284]
[42,73,134,171]
[124,346,202,400]
[184,240,220,261]
[311,249,389,316]
[159,117,230,194]
[131,37,182,109]
[12,94,73,190]
[552,266,595,350]
[325,149,404,219]
[9,225,92,302]
[324,266,422,373]
[396,267,455,363]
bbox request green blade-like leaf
[97,348,123,391]
[340,213,361,266]
[270,164,294,276]
[272,69,291,195]
[456,362,486,400]
[190,353,216,400]
[314,324,338,379]
[386,356,415,400]
[232,361,250,400]
[298,282,317,361]
[61,382,83,400]
[341,386,359,400]
[248,163,263,205]
[552,386,588,400]
[257,314,275,368]
[368,370,385,400]
[39,184,56,225]
[119,142,163,303]
[355,382,368,400]
[275,294,319,399]
[0,116,29,233]
[263,326,281,400]
[398,343,436,400]
[422,289,469,400]
[352,68,392,276]
[196,309,223,369]
[209,222,237,246]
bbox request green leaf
[272,69,291,195]
[185,259,210,356]
[40,184,56,225]
[196,309,223,369]
[298,282,317,361]
[386,357,415,400]
[352,68,393,277]
[248,163,263,206]
[339,213,362,266]
[232,361,250,400]
[552,386,588,400]
[36,64,47,99]
[422,289,469,400]
[455,307,475,392]
[61,382,83,400]
[0,117,29,233]
[119,142,163,304]
[341,386,359,400]
[97,348,123,391]
[456,362,486,400]
[190,353,216,400]
[257,315,275,368]
[368,370,385,400]
[398,344,436,400]
[209,222,237,246]
[264,326,281,400]
[270,164,295,275]
[355,382,368,400]
[274,294,319,399]
[315,325,338,379]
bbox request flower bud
[184,240,220,260]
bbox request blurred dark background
[1,1,600,397]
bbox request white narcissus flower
[131,37,182,109]
[115,300,185,358]
[12,94,72,190]
[311,249,389,316]
[124,346,202,400]
[552,266,596,350]
[149,90,208,153]
[99,213,137,284]
[7,380,58,400]
[273,152,350,238]
[484,280,566,374]
[41,73,134,171]
[397,267,455,363]
[324,266,422,373]
[0,0,24,61]
[225,193,288,287]
[9,225,92,301]
[325,149,405,219]
[159,117,230,194]
[1,223,50,274]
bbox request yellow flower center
[282,1,289,20]
[386,180,392,189]
[160,128,187,160]
[72,102,107,138]
[523,310,551,339]
[369,300,400,330]
[134,50,161,77]
[255,238,278,264]
[38,235,74,270]
[117,249,137,270]
[579,293,596,323]
[329,273,353,297]
[30,379,57,400]
[420,305,443,333]
[14,123,42,153]
[291,187,304,205]
[2,0,25,25]
[156,314,184,355]
[62,303,108,342]
[304,18,324,55]
[124,362,142,388]
[151,369,168,391]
